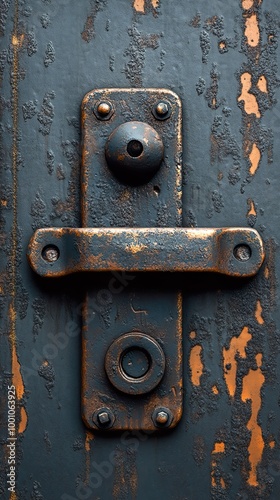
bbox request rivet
[42,245,59,263]
[155,102,169,116]
[97,102,111,117]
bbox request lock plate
[81,88,183,431]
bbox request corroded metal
[28,227,264,278]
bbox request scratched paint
[241,353,265,486]
[133,0,159,12]
[223,327,252,397]
[190,345,203,386]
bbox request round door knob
[105,121,164,185]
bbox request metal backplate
[81,89,182,431]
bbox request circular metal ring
[105,332,166,395]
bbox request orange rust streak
[245,14,260,47]
[257,75,268,93]
[249,143,261,175]
[133,0,145,12]
[255,300,264,325]
[18,407,28,434]
[238,73,261,118]
[213,442,225,454]
[241,354,265,487]
[264,266,269,279]
[223,327,252,397]
[190,345,203,386]
[220,478,226,489]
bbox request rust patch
[190,345,203,387]
[223,326,252,397]
[241,353,265,487]
[212,442,225,454]
[257,75,268,93]
[249,143,261,175]
[255,300,264,325]
[189,330,197,340]
[269,440,275,449]
[212,385,219,395]
[238,73,261,118]
[11,341,24,400]
[244,14,260,47]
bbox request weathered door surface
[1,1,280,499]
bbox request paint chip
[223,327,252,398]
[255,300,264,325]
[245,14,260,47]
[213,442,225,454]
[249,143,261,175]
[190,345,203,386]
[238,73,261,118]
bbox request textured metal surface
[1,0,280,499]
[28,227,264,277]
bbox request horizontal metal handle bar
[27,227,264,278]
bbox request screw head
[92,407,115,429]
[152,407,174,428]
[94,101,114,120]
[42,245,59,263]
[153,101,171,120]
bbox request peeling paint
[244,14,260,47]
[238,73,261,118]
[249,143,261,175]
[255,300,264,325]
[257,75,268,93]
[190,345,203,386]
[223,326,252,398]
[241,353,265,486]
[242,0,254,9]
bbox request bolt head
[234,244,251,262]
[98,411,111,425]
[156,411,169,425]
[97,102,111,116]
[152,407,173,428]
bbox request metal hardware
[105,121,164,184]
[153,101,171,120]
[27,88,265,433]
[152,407,174,428]
[28,227,264,278]
[94,100,114,120]
[92,408,115,429]
[104,332,166,395]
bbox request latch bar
[28,227,264,278]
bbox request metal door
[1,1,280,499]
